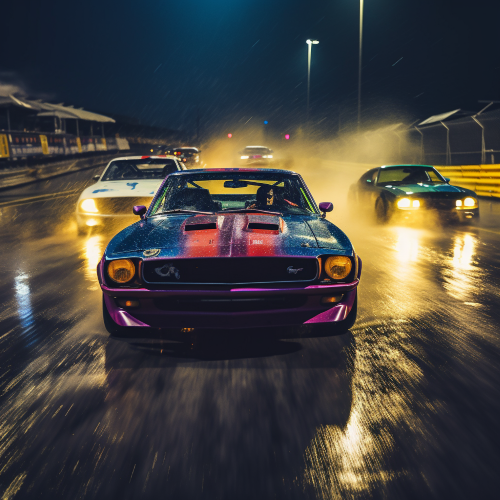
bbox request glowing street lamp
[306,39,319,124]
[358,0,364,130]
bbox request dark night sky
[2,0,499,134]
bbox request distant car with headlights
[98,168,361,338]
[348,164,479,223]
[238,146,274,166]
[149,144,175,156]
[76,156,185,233]
[173,147,201,167]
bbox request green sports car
[348,164,479,223]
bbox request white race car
[76,155,185,233]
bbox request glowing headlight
[456,200,463,207]
[240,155,249,159]
[263,155,273,159]
[324,256,352,280]
[412,199,420,208]
[464,197,476,207]
[81,198,98,213]
[107,259,135,284]
[397,198,411,208]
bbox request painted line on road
[0,188,80,208]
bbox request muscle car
[97,168,361,337]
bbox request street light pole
[358,0,364,131]
[306,39,319,125]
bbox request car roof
[109,155,179,161]
[380,164,435,169]
[168,167,298,175]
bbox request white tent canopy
[0,95,115,123]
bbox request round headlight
[412,199,420,208]
[464,197,476,207]
[107,259,135,284]
[324,256,352,280]
[81,198,98,213]
[397,198,411,208]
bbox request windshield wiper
[219,208,282,216]
[157,209,215,215]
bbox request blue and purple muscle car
[97,168,361,337]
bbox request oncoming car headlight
[456,197,478,209]
[397,198,420,209]
[107,259,135,284]
[81,198,98,213]
[240,155,249,159]
[324,256,352,280]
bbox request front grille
[95,197,153,214]
[417,194,458,211]
[154,295,307,312]
[423,199,457,210]
[143,257,318,284]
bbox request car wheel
[102,297,132,338]
[334,293,358,334]
[375,197,390,224]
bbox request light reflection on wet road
[0,163,500,499]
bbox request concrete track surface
[0,158,500,500]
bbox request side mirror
[319,202,334,218]
[93,174,100,181]
[269,149,273,153]
[444,177,451,183]
[133,205,147,219]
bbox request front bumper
[396,206,479,222]
[101,282,359,330]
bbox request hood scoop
[247,222,280,231]
[185,222,217,231]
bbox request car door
[357,168,379,207]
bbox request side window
[359,169,378,185]
[359,171,371,184]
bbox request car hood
[385,183,474,196]
[78,179,163,200]
[106,213,352,258]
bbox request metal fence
[409,108,500,166]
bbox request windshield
[242,147,270,155]
[149,172,317,215]
[102,158,179,181]
[377,167,446,186]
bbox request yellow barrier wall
[0,134,9,158]
[434,164,500,198]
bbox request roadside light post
[306,39,319,125]
[358,0,364,131]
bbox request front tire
[102,297,132,338]
[333,294,358,334]
[375,197,390,224]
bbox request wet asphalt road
[1,160,500,499]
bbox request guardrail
[0,131,130,162]
[435,164,500,198]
